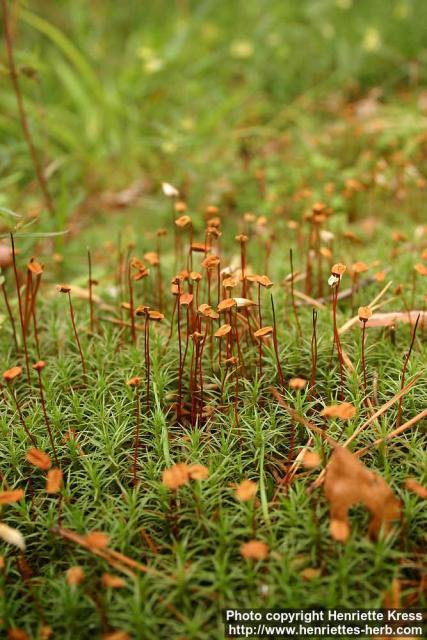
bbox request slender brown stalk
[67,291,87,385]
[1,281,18,350]
[396,314,420,429]
[176,282,183,421]
[10,234,30,383]
[198,320,209,423]
[144,314,151,413]
[23,268,32,338]
[2,0,54,216]
[271,295,284,388]
[127,261,136,345]
[31,278,41,360]
[34,363,59,466]
[308,309,318,399]
[132,381,141,486]
[361,319,368,392]
[7,382,37,446]
[257,284,263,378]
[332,284,345,401]
[289,249,302,339]
[87,248,95,334]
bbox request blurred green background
[1,0,427,239]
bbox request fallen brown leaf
[324,446,401,541]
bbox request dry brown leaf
[324,446,401,542]
[240,539,269,560]
[46,468,63,493]
[66,565,85,586]
[405,478,427,499]
[84,531,110,549]
[0,489,24,505]
[26,448,51,470]
[364,311,426,328]
[235,479,257,501]
[101,572,126,588]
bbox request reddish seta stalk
[144,314,151,413]
[1,281,18,351]
[6,382,37,447]
[361,319,368,393]
[34,364,59,466]
[133,383,141,486]
[88,249,95,334]
[67,291,87,386]
[332,282,345,401]
[289,248,302,339]
[271,295,284,388]
[10,234,31,383]
[128,261,136,345]
[396,314,420,429]
[176,281,183,421]
[308,309,318,400]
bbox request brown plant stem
[10,234,30,383]
[67,291,87,385]
[2,0,54,216]
[35,368,59,466]
[144,314,151,414]
[271,294,284,388]
[289,248,302,339]
[1,281,18,351]
[30,276,42,360]
[361,318,368,392]
[308,309,318,399]
[7,382,37,446]
[127,261,136,345]
[132,381,141,486]
[87,248,95,334]
[396,314,420,429]
[332,282,345,401]
[176,284,183,421]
